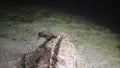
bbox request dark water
[0,0,120,33]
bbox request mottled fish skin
[38,31,57,40]
[12,33,87,68]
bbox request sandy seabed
[0,5,120,68]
